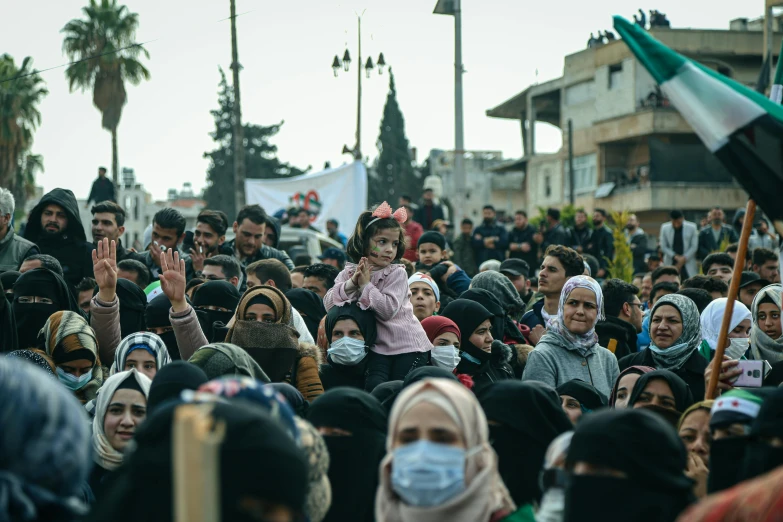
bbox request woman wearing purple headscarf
[522,276,620,403]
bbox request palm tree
[0,54,48,193]
[62,0,150,185]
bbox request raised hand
[355,257,371,292]
[160,248,188,313]
[92,238,118,302]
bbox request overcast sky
[3,1,757,200]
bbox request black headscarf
[146,361,209,413]
[116,279,147,338]
[144,293,180,360]
[371,380,404,412]
[0,276,18,352]
[324,302,377,347]
[557,379,606,411]
[741,387,783,482]
[307,388,387,522]
[85,400,309,522]
[266,382,309,416]
[564,409,694,522]
[459,288,506,342]
[1,270,20,303]
[193,280,241,342]
[12,268,83,350]
[440,299,494,364]
[286,288,327,340]
[628,369,694,414]
[479,381,572,506]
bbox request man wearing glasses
[595,278,644,360]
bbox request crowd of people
[1,182,783,522]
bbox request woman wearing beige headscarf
[376,378,520,522]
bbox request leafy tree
[0,54,47,196]
[370,69,421,206]
[14,153,44,214]
[203,68,309,219]
[529,204,593,229]
[606,210,634,282]
[62,0,150,185]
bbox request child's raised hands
[356,257,371,291]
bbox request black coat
[472,220,509,264]
[543,223,570,251]
[455,341,515,396]
[508,224,538,270]
[595,316,638,360]
[24,188,94,288]
[220,239,295,270]
[697,225,738,260]
[587,225,615,271]
[87,176,116,204]
[618,348,707,402]
[414,203,445,231]
[568,225,593,252]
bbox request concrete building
[428,149,522,221]
[486,19,782,235]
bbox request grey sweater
[522,331,620,403]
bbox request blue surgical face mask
[391,440,478,507]
[56,366,93,391]
[328,337,367,366]
[431,345,460,370]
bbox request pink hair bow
[371,201,407,224]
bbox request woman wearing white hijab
[376,378,520,522]
[522,275,620,403]
[88,369,151,500]
[698,298,752,361]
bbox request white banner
[245,161,368,231]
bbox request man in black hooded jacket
[220,205,294,270]
[23,188,94,288]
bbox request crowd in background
[1,180,783,522]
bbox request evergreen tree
[370,69,421,206]
[203,68,308,218]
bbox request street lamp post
[332,14,386,161]
[434,0,466,227]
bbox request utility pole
[568,119,575,206]
[434,0,467,226]
[230,0,245,216]
[355,15,363,160]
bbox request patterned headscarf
[6,349,56,376]
[749,284,783,364]
[92,369,152,471]
[111,332,172,375]
[547,276,605,355]
[197,377,300,444]
[648,294,702,371]
[41,311,103,403]
[0,357,91,520]
[294,416,332,522]
[470,270,527,318]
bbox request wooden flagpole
[174,403,226,522]
[706,199,756,399]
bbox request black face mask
[196,308,235,342]
[13,302,60,349]
[708,436,751,494]
[158,331,181,360]
[740,439,783,482]
[565,475,683,522]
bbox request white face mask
[431,345,460,370]
[725,337,750,360]
[328,336,367,366]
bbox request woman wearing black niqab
[115,279,147,337]
[0,276,18,352]
[286,288,327,340]
[740,386,783,482]
[564,408,694,522]
[145,293,181,359]
[479,381,572,509]
[307,388,387,522]
[12,268,83,349]
[192,280,240,342]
